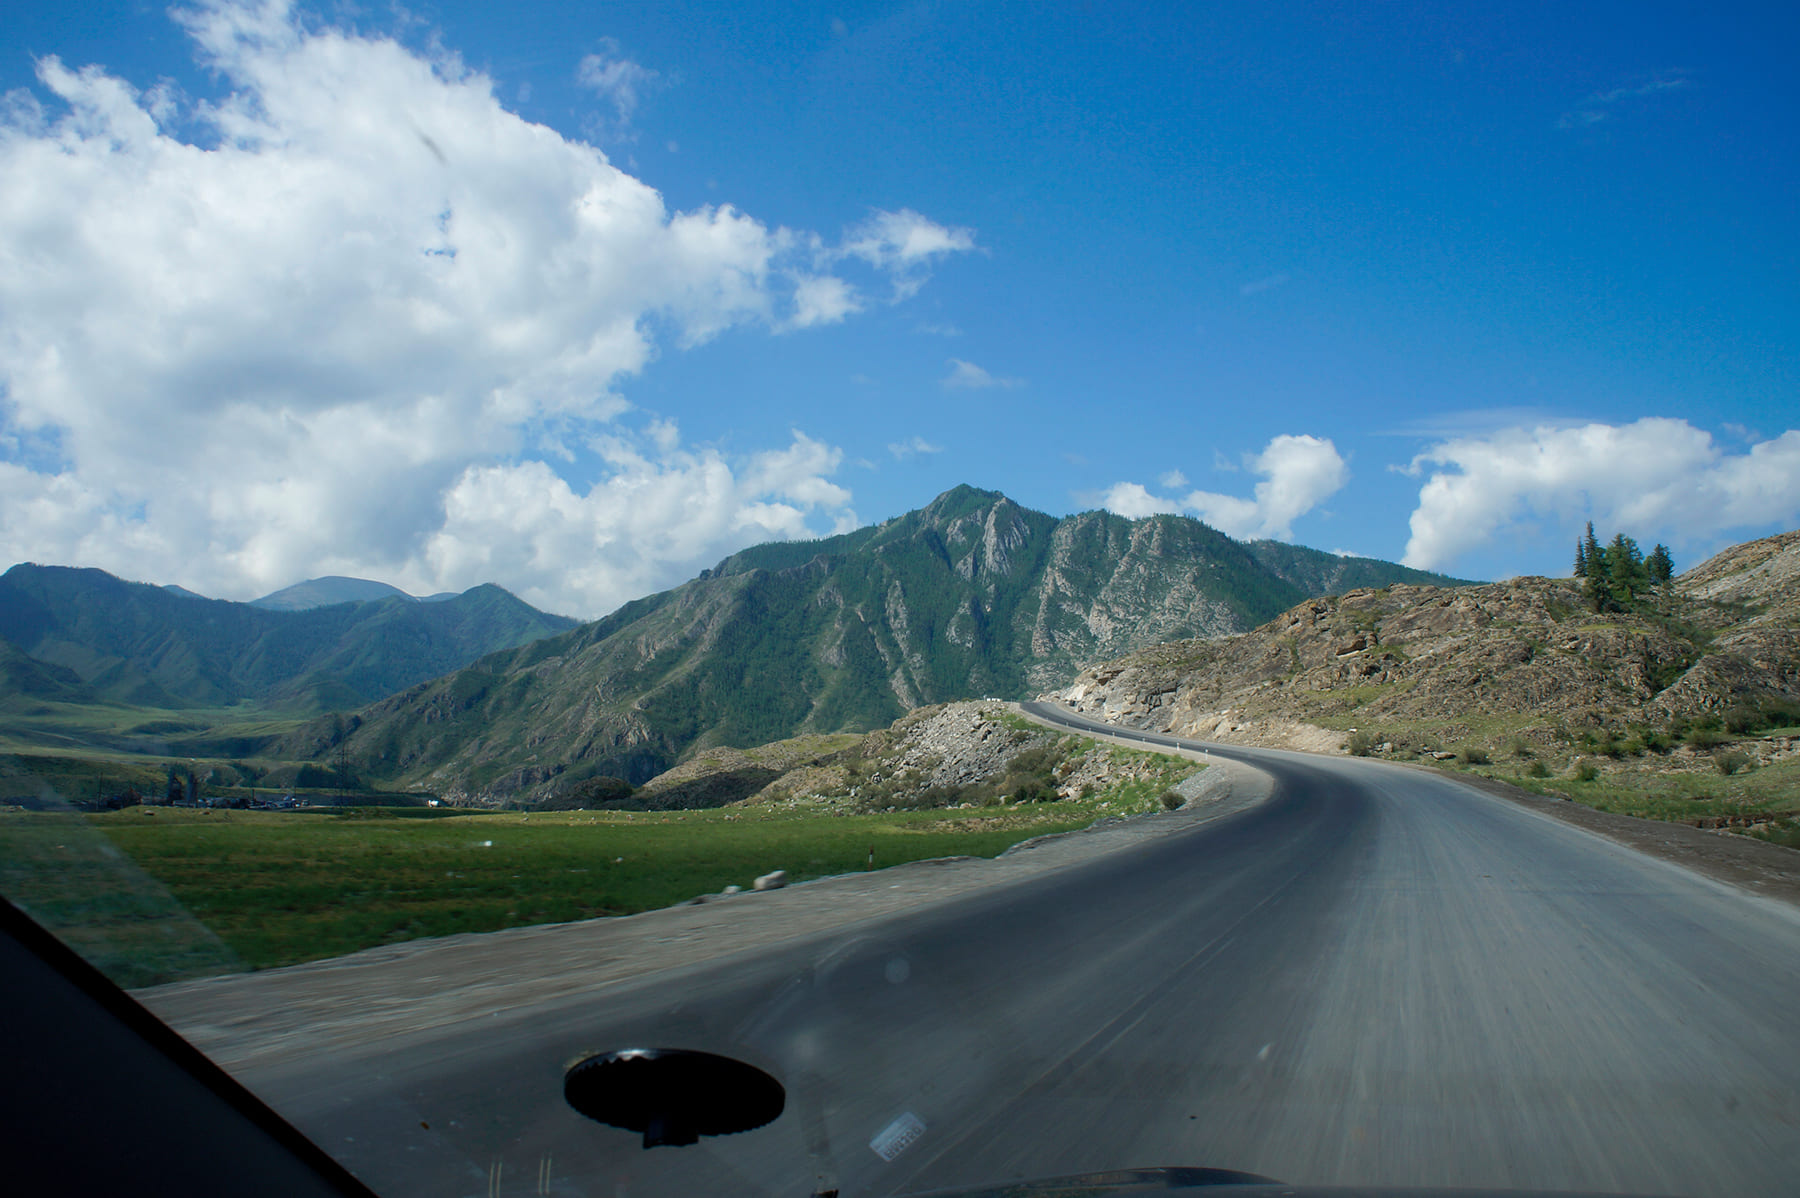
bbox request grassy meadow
[0,746,1196,988]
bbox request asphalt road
[239,706,1800,1197]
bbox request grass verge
[1443,755,1800,850]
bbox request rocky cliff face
[1052,530,1800,755]
[297,485,1467,802]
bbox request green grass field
[1,749,1197,987]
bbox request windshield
[3,3,1799,1196]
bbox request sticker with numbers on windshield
[869,1111,926,1161]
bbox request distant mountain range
[0,564,579,713]
[283,485,1471,803]
[248,576,462,611]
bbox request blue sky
[1,1,1795,616]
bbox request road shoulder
[1442,768,1800,907]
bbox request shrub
[1458,746,1490,766]
[992,744,1064,803]
[1347,730,1376,757]
[1713,750,1751,777]
[1724,698,1800,735]
[1573,760,1600,782]
[1527,760,1550,778]
[1686,726,1728,751]
[1724,705,1761,735]
[1508,738,1533,760]
[1159,789,1184,811]
[910,784,974,809]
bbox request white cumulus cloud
[1100,435,1349,540]
[422,429,855,616]
[1400,418,1800,571]
[1099,483,1183,520]
[0,0,972,617]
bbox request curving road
[240,705,1800,1197]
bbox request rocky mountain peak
[919,484,1007,528]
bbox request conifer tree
[1608,532,1644,599]
[1646,543,1674,584]
[1581,522,1613,611]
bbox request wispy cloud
[840,209,979,300]
[1558,73,1689,130]
[888,435,943,460]
[788,274,862,330]
[942,358,1023,389]
[1239,271,1291,296]
[1377,406,1583,440]
[577,38,663,140]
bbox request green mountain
[294,486,1470,803]
[251,576,432,611]
[0,564,580,713]
[0,638,95,705]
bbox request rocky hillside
[1053,530,1800,759]
[585,702,1207,817]
[292,486,1465,802]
